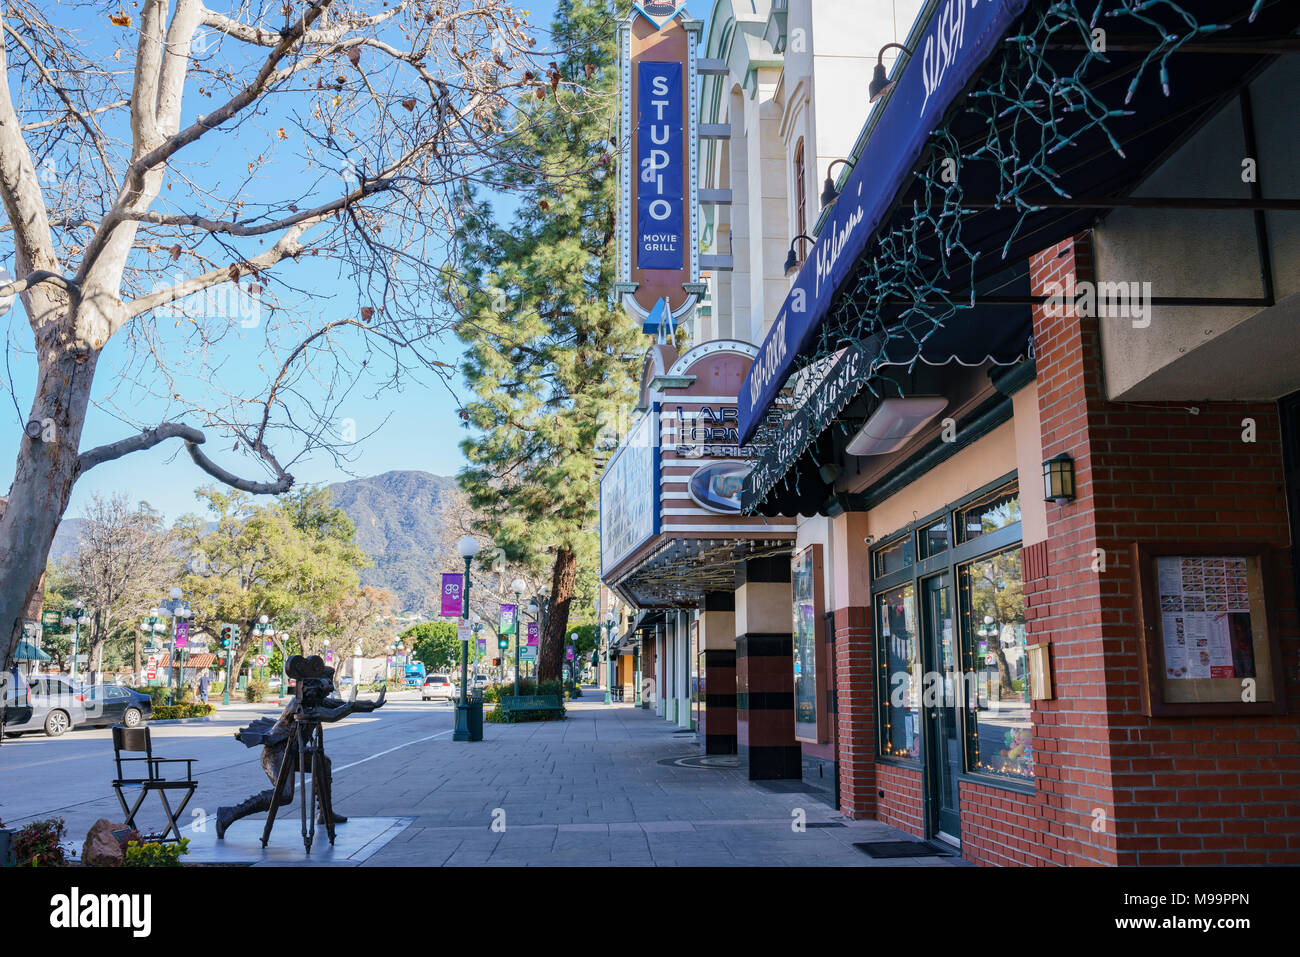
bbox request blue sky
[0,1,570,523]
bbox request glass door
[921,572,962,843]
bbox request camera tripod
[260,714,340,853]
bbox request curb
[146,716,216,726]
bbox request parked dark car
[81,684,152,729]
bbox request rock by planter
[82,818,128,867]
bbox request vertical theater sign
[618,1,703,332]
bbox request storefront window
[957,483,1021,544]
[874,535,913,578]
[876,584,921,760]
[959,547,1031,781]
[919,517,949,559]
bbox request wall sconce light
[869,42,912,103]
[820,158,852,208]
[1042,453,1076,505]
[784,233,816,277]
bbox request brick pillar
[834,605,876,819]
[1027,232,1300,866]
[734,557,800,779]
[699,592,736,754]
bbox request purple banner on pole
[565,644,575,661]
[441,572,464,618]
[174,620,188,648]
[527,622,539,646]
[478,638,487,654]
[500,604,517,637]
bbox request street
[0,689,450,840]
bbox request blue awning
[13,640,50,662]
[737,0,1031,446]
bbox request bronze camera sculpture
[216,654,385,852]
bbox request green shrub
[124,838,189,867]
[132,686,170,703]
[152,703,215,720]
[14,818,65,867]
[208,682,225,695]
[244,679,269,703]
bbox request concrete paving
[329,694,966,867]
[11,687,965,866]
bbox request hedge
[151,703,215,720]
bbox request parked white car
[421,674,455,701]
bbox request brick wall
[834,605,875,818]
[1027,232,1300,866]
[960,780,1053,866]
[877,763,925,837]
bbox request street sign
[255,655,268,667]
[145,670,157,681]
[147,655,158,666]
[41,610,60,628]
[457,621,472,643]
[520,646,537,662]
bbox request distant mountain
[49,518,85,564]
[49,471,467,615]
[326,470,468,614]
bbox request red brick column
[1025,232,1300,866]
[834,605,876,819]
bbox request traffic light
[493,658,500,667]
[220,625,232,648]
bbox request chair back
[111,725,153,779]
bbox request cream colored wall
[698,609,736,650]
[736,580,793,635]
[1013,382,1047,546]
[866,419,1018,540]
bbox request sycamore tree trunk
[0,325,101,669]
[537,547,577,683]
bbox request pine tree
[450,0,641,683]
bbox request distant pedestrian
[198,673,211,705]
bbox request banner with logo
[499,604,517,637]
[440,573,464,618]
[527,622,539,646]
[174,620,189,648]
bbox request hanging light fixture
[1042,453,1076,505]
[820,158,852,208]
[784,234,816,277]
[845,396,948,456]
[869,42,912,103]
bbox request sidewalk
[319,695,965,867]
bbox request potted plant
[0,817,13,867]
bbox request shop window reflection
[877,584,920,760]
[959,547,1031,781]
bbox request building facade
[601,0,1299,865]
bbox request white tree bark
[0,0,579,667]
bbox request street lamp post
[568,631,578,698]
[163,587,188,705]
[252,615,272,688]
[510,578,525,697]
[454,536,480,742]
[64,598,86,684]
[603,610,617,705]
